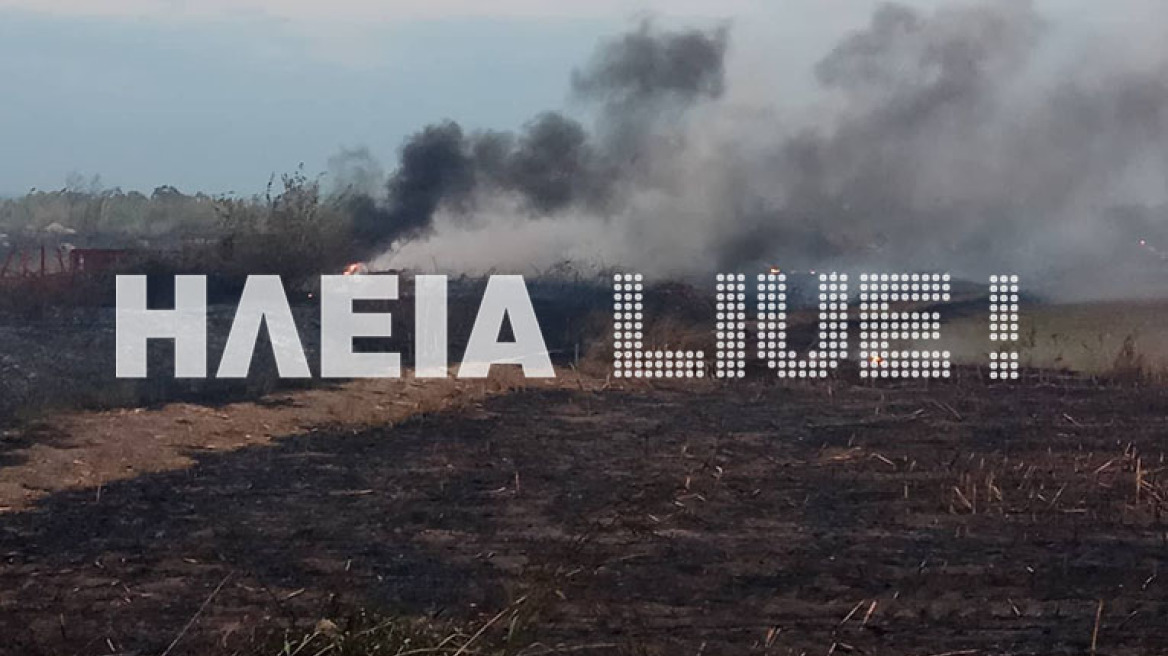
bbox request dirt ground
[0,369,561,512]
[2,368,1168,655]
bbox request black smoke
[570,21,728,105]
[344,22,729,253]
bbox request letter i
[988,274,1020,380]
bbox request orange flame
[342,262,365,276]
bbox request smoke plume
[343,22,727,250]
[362,2,1168,299]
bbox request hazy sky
[0,0,1157,196]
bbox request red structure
[1,245,64,277]
[0,246,130,280]
[68,248,130,273]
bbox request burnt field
[1,368,1167,655]
[6,0,1168,651]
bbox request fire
[768,266,782,275]
[869,355,884,365]
[342,262,366,276]
[1137,239,1168,261]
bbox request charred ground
[1,368,1167,655]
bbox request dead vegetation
[2,366,1168,655]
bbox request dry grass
[265,597,564,656]
[941,299,1168,377]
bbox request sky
[0,0,1159,197]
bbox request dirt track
[2,371,1168,655]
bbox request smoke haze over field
[353,1,1168,298]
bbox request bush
[216,167,355,286]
